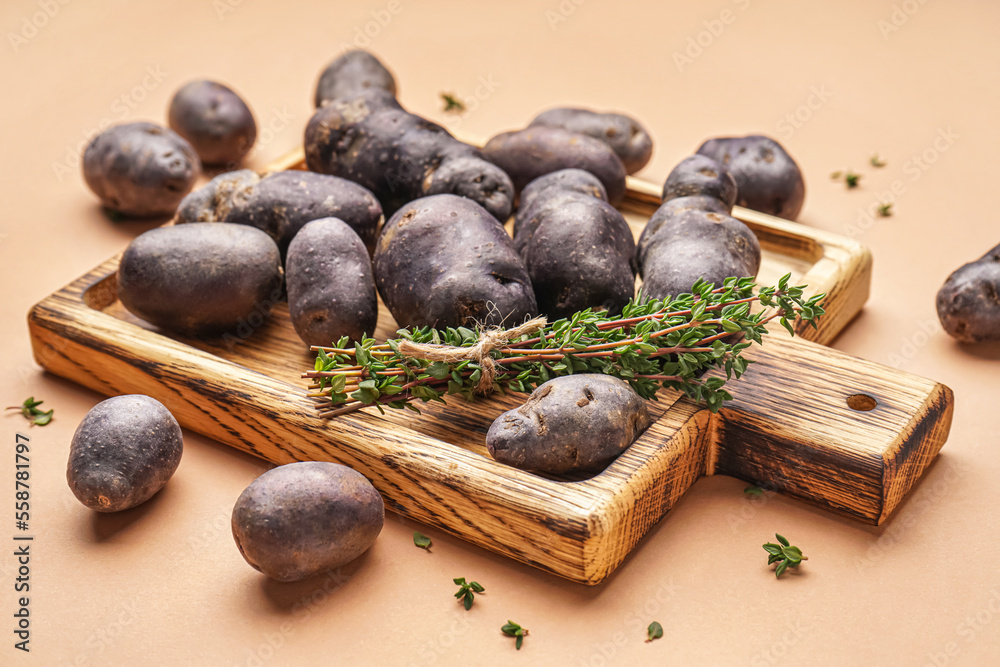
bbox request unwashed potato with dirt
[374,194,537,329]
[232,462,384,582]
[487,375,651,474]
[82,121,199,217]
[118,223,283,337]
[168,80,257,166]
[936,242,1000,343]
[286,218,378,347]
[67,395,183,512]
[306,51,514,221]
[513,169,635,319]
[176,169,383,256]
[315,49,397,107]
[638,155,760,299]
[695,134,805,220]
[529,107,653,174]
[483,125,627,206]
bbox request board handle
[711,335,954,524]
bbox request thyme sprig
[304,275,825,418]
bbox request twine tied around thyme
[395,317,548,394]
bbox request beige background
[2,0,999,665]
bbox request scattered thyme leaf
[744,485,764,497]
[762,533,808,578]
[877,202,893,217]
[870,153,887,168]
[6,397,53,427]
[844,172,861,188]
[413,531,432,551]
[501,620,528,650]
[440,92,465,114]
[454,577,484,610]
[830,171,842,180]
[646,621,664,642]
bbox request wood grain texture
[26,154,951,584]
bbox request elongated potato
[487,375,651,474]
[232,462,384,582]
[306,51,514,221]
[530,107,653,174]
[483,126,627,206]
[67,395,183,512]
[638,155,760,299]
[513,170,635,318]
[374,194,537,329]
[118,223,283,337]
[83,122,199,217]
[176,169,383,256]
[696,134,805,220]
[286,218,378,347]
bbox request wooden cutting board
[27,152,953,584]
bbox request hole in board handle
[847,393,878,411]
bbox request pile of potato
[75,49,998,582]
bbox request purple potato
[232,462,384,582]
[83,121,199,217]
[936,243,1000,343]
[530,107,653,174]
[67,395,183,512]
[286,218,378,347]
[168,80,257,166]
[487,375,651,474]
[696,134,805,220]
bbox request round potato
[483,126,627,206]
[936,243,1000,343]
[374,194,537,329]
[82,121,199,217]
[168,80,257,166]
[514,168,608,239]
[286,218,378,347]
[696,134,805,220]
[487,375,651,474]
[529,107,653,174]
[118,223,283,337]
[176,169,384,256]
[231,462,384,582]
[67,395,183,512]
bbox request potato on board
[487,375,652,475]
[530,107,653,174]
[168,80,257,166]
[117,223,283,337]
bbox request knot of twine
[396,317,548,394]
